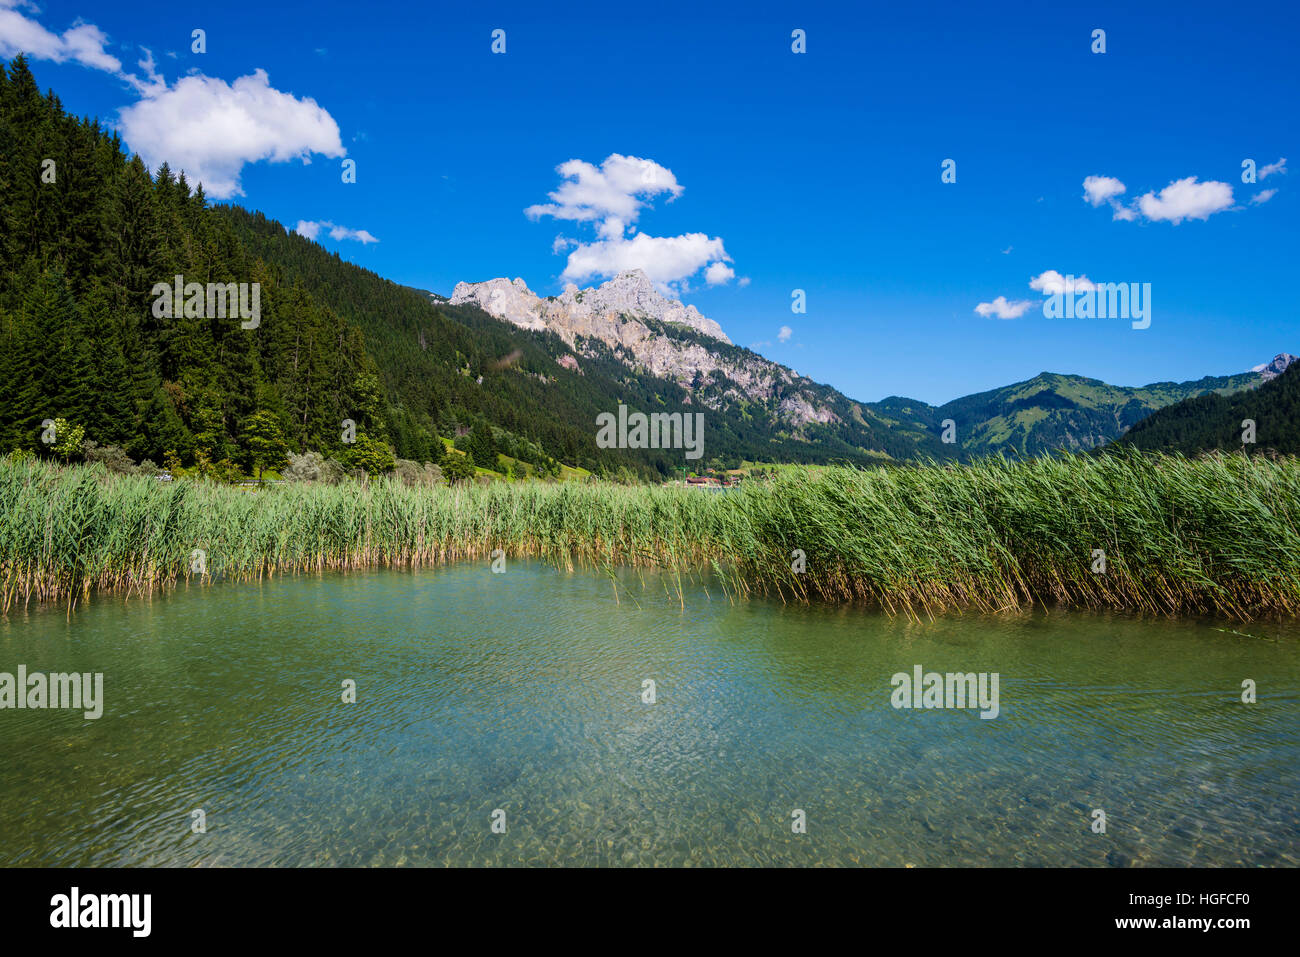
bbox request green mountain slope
[914,370,1265,458]
[1113,360,1300,454]
[0,57,391,474]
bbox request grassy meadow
[2,451,1297,620]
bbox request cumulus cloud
[0,0,122,72]
[529,153,733,293]
[295,220,378,244]
[119,69,345,198]
[1082,175,1126,206]
[777,325,793,342]
[0,3,346,199]
[526,154,682,241]
[1029,269,1095,295]
[122,46,165,97]
[1259,157,1287,180]
[0,3,161,90]
[1250,189,1277,205]
[974,297,1034,319]
[1085,172,1238,224]
[1082,175,1140,220]
[704,262,735,285]
[1134,176,1234,224]
[560,231,730,289]
[977,269,1096,318]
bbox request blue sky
[3,0,1296,405]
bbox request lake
[1,562,1296,866]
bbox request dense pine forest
[1114,361,1300,455]
[0,56,406,478]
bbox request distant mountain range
[883,365,1284,459]
[448,270,1288,462]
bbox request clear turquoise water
[1,562,1297,866]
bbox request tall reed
[2,451,1296,619]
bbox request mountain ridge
[1115,359,1300,455]
[450,269,731,343]
[443,269,1283,460]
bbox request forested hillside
[915,370,1265,457]
[1113,361,1300,455]
[0,56,400,477]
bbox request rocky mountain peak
[448,270,731,344]
[1251,353,1297,380]
[443,270,844,429]
[448,277,546,331]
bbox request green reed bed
[2,451,1297,619]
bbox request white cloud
[1135,176,1234,224]
[295,220,378,244]
[1250,189,1277,205]
[0,3,348,200]
[1082,175,1126,206]
[974,297,1033,319]
[118,69,345,198]
[57,21,121,72]
[530,154,735,292]
[560,231,730,290]
[777,325,793,342]
[526,154,681,241]
[738,276,751,287]
[1029,269,1095,295]
[978,268,1117,318]
[704,262,735,285]
[1000,245,1013,255]
[1083,174,1142,220]
[1259,157,1287,180]
[1087,171,1240,224]
[0,1,122,72]
[123,46,166,97]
